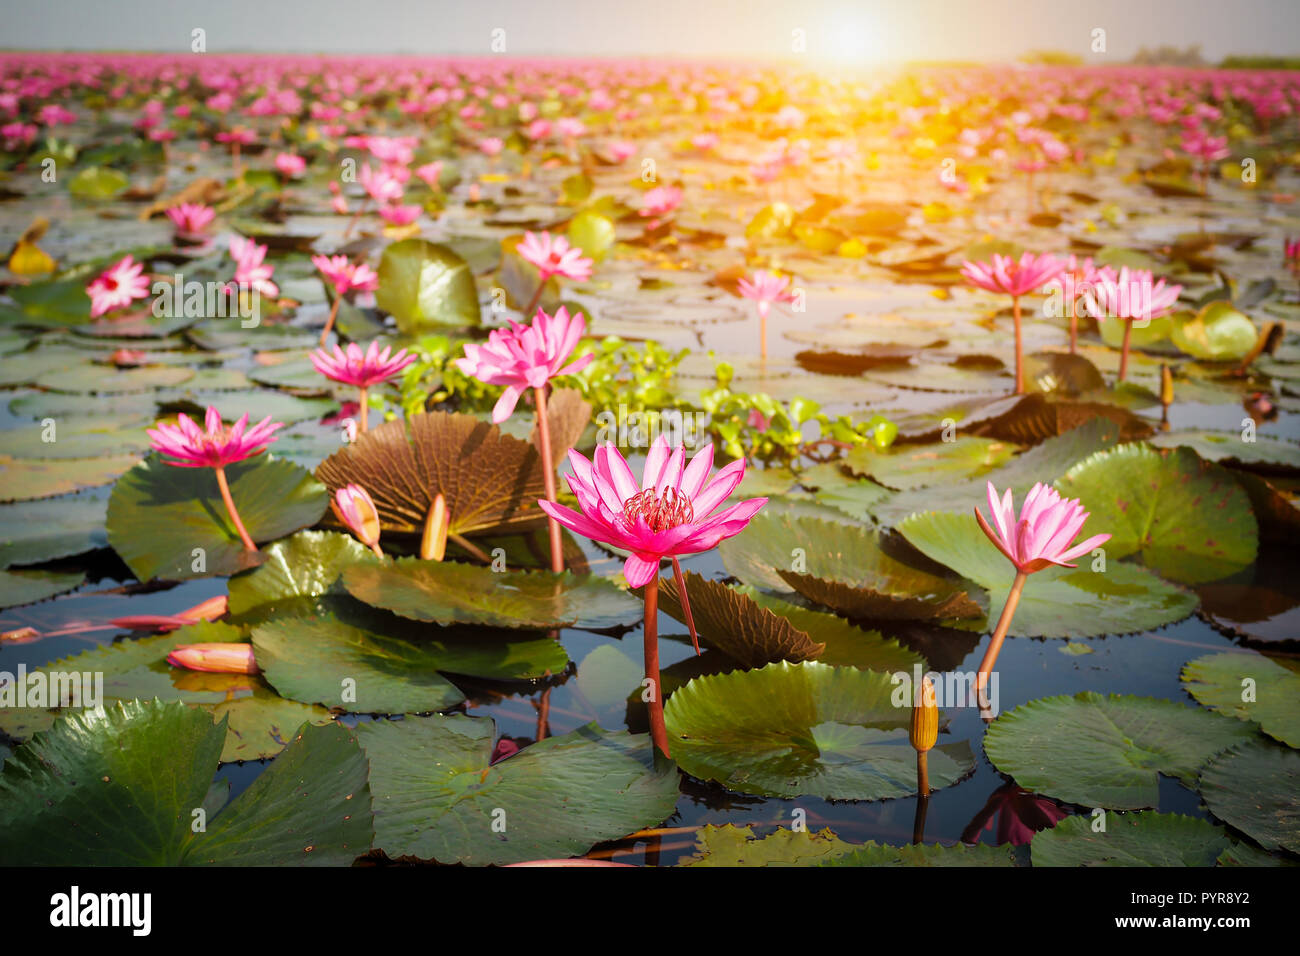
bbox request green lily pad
[0,419,152,460]
[812,479,894,523]
[1199,739,1300,854]
[8,388,159,423]
[0,568,84,609]
[0,700,370,865]
[68,165,129,200]
[0,491,106,570]
[0,346,91,385]
[343,558,640,630]
[819,841,1016,867]
[375,238,481,332]
[161,389,337,426]
[227,530,375,616]
[1030,812,1228,867]
[1055,444,1258,585]
[106,453,328,581]
[663,661,974,800]
[1171,301,1257,361]
[34,364,195,394]
[897,510,1198,637]
[1149,430,1300,473]
[984,692,1257,809]
[1216,842,1298,866]
[357,716,678,865]
[1182,652,1300,747]
[678,824,856,867]
[0,621,334,763]
[0,453,140,502]
[846,437,1014,491]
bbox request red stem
[975,570,1027,709]
[1012,296,1025,394]
[533,385,564,574]
[214,466,257,552]
[1119,320,1132,383]
[643,576,670,758]
[1068,292,1078,355]
[524,278,546,319]
[358,385,369,433]
[671,557,699,655]
[320,296,341,346]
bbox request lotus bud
[333,484,383,556]
[1160,364,1174,407]
[167,643,259,674]
[421,493,449,561]
[910,676,938,753]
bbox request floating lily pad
[812,479,894,523]
[0,621,334,762]
[819,841,1016,867]
[1171,301,1257,361]
[0,419,151,459]
[0,453,140,502]
[1030,812,1228,867]
[663,661,974,800]
[898,510,1197,637]
[35,364,194,394]
[984,692,1256,809]
[678,824,856,867]
[1181,652,1300,747]
[315,412,550,537]
[344,558,640,630]
[0,700,370,865]
[227,530,375,616]
[375,238,481,332]
[1149,430,1300,474]
[8,388,159,423]
[1198,739,1300,854]
[1055,444,1258,585]
[160,389,338,426]
[357,716,678,865]
[847,437,1014,491]
[0,568,84,609]
[106,453,328,581]
[0,494,107,566]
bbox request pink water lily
[311,253,380,345]
[737,270,796,360]
[87,254,151,318]
[961,251,1063,394]
[1092,266,1183,382]
[167,643,259,675]
[147,406,284,552]
[310,340,416,431]
[515,230,593,317]
[972,481,1110,707]
[229,235,279,299]
[539,435,767,757]
[164,203,215,239]
[332,483,383,557]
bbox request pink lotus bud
[167,643,259,674]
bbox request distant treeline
[1016,47,1300,70]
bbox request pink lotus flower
[311,339,416,432]
[457,306,594,423]
[516,231,593,284]
[147,406,284,552]
[639,185,683,219]
[86,254,152,318]
[164,203,215,238]
[331,483,383,557]
[1046,255,1102,354]
[961,252,1063,394]
[379,204,420,227]
[972,481,1110,705]
[961,783,1069,847]
[737,270,796,360]
[229,236,279,298]
[312,254,380,296]
[976,481,1110,575]
[1092,266,1183,381]
[479,136,504,156]
[167,643,259,675]
[358,162,404,204]
[274,152,306,178]
[415,161,443,189]
[148,405,283,470]
[606,141,636,162]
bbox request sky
[1,0,1298,63]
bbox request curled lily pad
[374,238,481,332]
[1030,812,1228,867]
[656,571,826,668]
[1198,739,1300,854]
[984,692,1257,809]
[0,700,370,866]
[315,412,550,537]
[343,557,640,630]
[227,530,375,617]
[663,661,974,800]
[897,510,1197,637]
[106,454,327,582]
[1171,301,1257,361]
[1181,652,1300,747]
[0,568,84,610]
[357,716,678,865]
[1055,444,1258,585]
[678,824,856,867]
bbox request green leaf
[0,453,139,502]
[0,568,84,609]
[678,824,857,867]
[357,716,678,865]
[1149,430,1300,473]
[227,530,374,616]
[1030,812,1228,867]
[106,454,328,581]
[374,239,481,332]
[567,209,615,262]
[343,558,640,629]
[664,661,974,800]
[1182,652,1300,747]
[984,692,1257,809]
[1199,739,1300,854]
[68,166,129,200]
[1055,444,1258,585]
[0,700,370,865]
[35,364,195,393]
[897,510,1198,637]
[1171,301,1258,361]
[745,202,796,240]
[846,437,1014,491]
[820,841,1016,867]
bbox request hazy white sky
[2,0,1298,62]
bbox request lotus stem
[671,557,700,655]
[358,385,369,433]
[343,198,368,239]
[1118,320,1133,383]
[1068,293,1077,355]
[533,385,565,574]
[643,576,670,759]
[759,304,768,362]
[320,296,341,346]
[450,533,492,564]
[916,751,930,798]
[214,465,257,552]
[1012,296,1025,394]
[912,788,929,844]
[524,279,546,319]
[975,570,1027,715]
